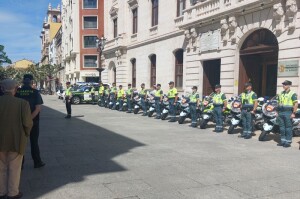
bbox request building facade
[49,26,65,86]
[40,3,62,67]
[62,0,104,83]
[103,0,300,98]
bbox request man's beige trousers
[0,152,23,197]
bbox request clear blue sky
[0,0,61,64]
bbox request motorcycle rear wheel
[227,125,235,134]
[259,130,268,141]
[199,119,208,129]
[178,116,186,124]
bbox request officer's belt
[278,106,293,111]
[242,104,253,109]
[213,104,223,107]
[168,97,175,99]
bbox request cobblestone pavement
[20,95,300,199]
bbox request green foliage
[0,63,60,84]
[0,45,12,67]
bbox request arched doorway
[239,29,279,98]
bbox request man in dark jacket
[15,74,45,168]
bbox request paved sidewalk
[20,95,300,199]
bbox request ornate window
[151,0,159,26]
[132,8,138,34]
[150,54,156,86]
[113,18,118,38]
[177,0,186,17]
[131,59,136,87]
[175,49,183,88]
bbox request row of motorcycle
[98,91,300,141]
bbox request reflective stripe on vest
[155,89,162,97]
[168,88,177,98]
[241,91,254,105]
[213,92,224,105]
[279,90,295,107]
[189,93,199,103]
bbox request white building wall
[103,0,300,97]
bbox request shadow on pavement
[20,105,145,198]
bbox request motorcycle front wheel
[199,119,208,129]
[178,116,186,124]
[161,113,168,120]
[148,111,154,117]
[133,108,139,114]
[227,125,235,134]
[259,130,268,141]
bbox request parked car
[71,86,99,104]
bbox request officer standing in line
[105,84,111,108]
[15,74,45,168]
[240,82,258,139]
[91,84,96,105]
[117,85,125,111]
[167,81,178,122]
[212,84,227,132]
[65,82,72,118]
[98,82,105,106]
[189,86,200,127]
[277,80,298,148]
[140,83,147,116]
[110,83,117,109]
[126,84,134,113]
[154,84,163,119]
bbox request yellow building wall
[49,22,61,41]
[13,59,35,69]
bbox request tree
[0,45,12,67]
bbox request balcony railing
[179,0,264,27]
[105,34,127,50]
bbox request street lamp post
[96,36,106,83]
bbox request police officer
[240,82,258,139]
[65,82,72,118]
[189,86,200,128]
[91,84,96,105]
[212,84,227,132]
[140,83,147,116]
[168,81,178,122]
[117,85,125,111]
[126,84,134,113]
[277,80,298,148]
[105,84,111,108]
[154,84,163,119]
[98,82,105,106]
[110,83,117,109]
[15,74,45,168]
